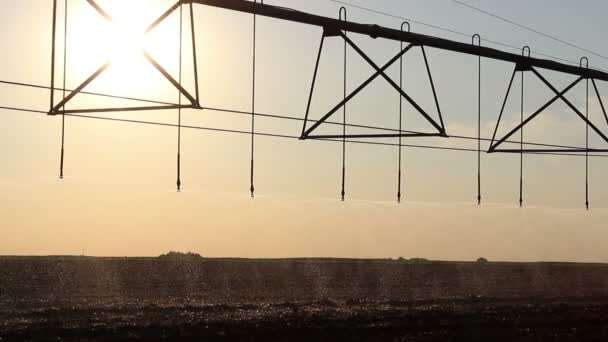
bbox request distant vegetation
[158,251,203,259]
[396,257,430,263]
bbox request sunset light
[58,0,185,102]
[92,1,155,66]
[3,0,608,340]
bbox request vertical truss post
[519,46,530,207]
[581,57,589,210]
[339,7,347,202]
[177,5,183,192]
[472,34,481,205]
[398,21,410,203]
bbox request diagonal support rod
[301,33,325,138]
[143,51,197,105]
[86,0,113,22]
[189,3,200,105]
[591,79,608,127]
[145,1,183,33]
[421,45,445,132]
[489,66,517,151]
[50,61,112,114]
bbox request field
[1,256,608,341]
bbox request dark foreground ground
[1,257,608,341]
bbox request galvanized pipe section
[185,0,608,81]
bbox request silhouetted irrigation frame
[489,65,608,154]
[48,0,200,116]
[300,29,446,139]
[4,0,608,207]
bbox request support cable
[340,7,347,201]
[452,0,608,62]
[4,105,608,159]
[2,79,607,153]
[59,0,68,179]
[520,46,530,207]
[250,0,261,198]
[176,6,183,192]
[50,0,57,113]
[473,34,481,205]
[581,57,589,210]
[398,22,410,203]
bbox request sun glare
[107,22,146,66]
[67,0,182,96]
[102,2,150,66]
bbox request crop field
[1,256,608,341]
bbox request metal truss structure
[50,0,608,147]
[3,0,608,207]
[49,0,200,116]
[300,28,446,140]
[489,60,608,154]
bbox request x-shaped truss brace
[48,0,200,115]
[489,64,608,153]
[300,28,447,140]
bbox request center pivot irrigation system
[4,0,608,208]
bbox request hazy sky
[2,0,608,261]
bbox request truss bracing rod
[591,79,608,127]
[489,66,517,151]
[190,3,200,105]
[301,33,325,138]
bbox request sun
[107,22,146,66]
[64,0,184,98]
[98,1,152,67]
